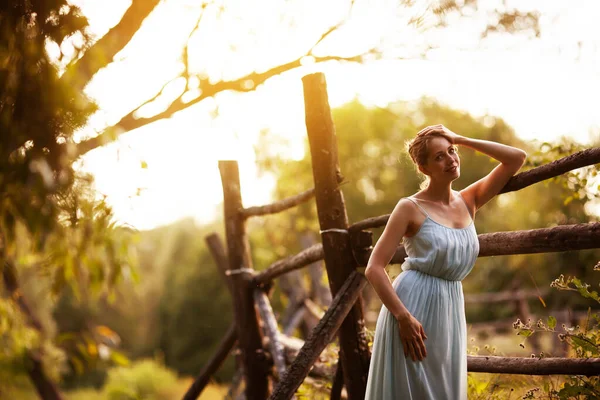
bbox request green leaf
[548,316,557,330]
[570,336,600,356]
[110,350,130,366]
[558,382,588,396]
[518,329,533,337]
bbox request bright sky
[67,0,600,231]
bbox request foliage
[0,1,139,390]
[0,0,95,242]
[156,219,235,379]
[514,263,600,399]
[102,359,180,400]
[0,298,41,389]
[54,218,237,382]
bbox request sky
[66,0,600,231]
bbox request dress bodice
[401,197,480,281]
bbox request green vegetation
[2,94,598,398]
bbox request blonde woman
[364,124,526,399]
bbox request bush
[102,359,179,400]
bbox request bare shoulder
[389,198,426,237]
[391,197,418,216]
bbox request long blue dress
[365,195,479,400]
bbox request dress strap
[456,192,474,220]
[404,197,429,217]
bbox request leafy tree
[0,1,136,395]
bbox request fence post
[219,161,270,400]
[301,72,370,399]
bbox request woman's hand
[440,125,463,144]
[421,124,463,145]
[396,312,428,361]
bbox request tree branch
[74,53,364,158]
[61,0,161,92]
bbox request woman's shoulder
[391,197,428,221]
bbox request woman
[364,124,526,399]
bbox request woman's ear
[418,164,430,176]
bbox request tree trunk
[219,161,270,400]
[302,73,370,400]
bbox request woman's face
[420,136,460,182]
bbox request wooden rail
[253,244,324,285]
[468,355,600,376]
[348,148,600,233]
[269,271,368,400]
[197,72,600,400]
[383,223,600,265]
[241,188,315,218]
[256,223,600,279]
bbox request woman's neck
[420,182,454,205]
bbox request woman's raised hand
[420,124,462,144]
[440,125,462,144]
[396,313,428,361]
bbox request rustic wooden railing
[182,72,600,400]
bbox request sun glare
[70,0,600,230]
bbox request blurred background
[1,0,600,399]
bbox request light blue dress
[365,195,479,400]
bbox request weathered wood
[302,72,370,400]
[253,244,324,285]
[241,188,315,218]
[254,289,288,381]
[348,148,600,233]
[349,230,373,250]
[467,355,600,376]
[330,360,344,400]
[465,289,549,304]
[500,147,600,194]
[279,335,335,379]
[2,259,64,400]
[269,271,368,400]
[205,233,233,294]
[358,222,600,265]
[182,324,238,400]
[477,222,600,257]
[219,161,270,400]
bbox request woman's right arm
[365,199,427,361]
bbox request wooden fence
[183,72,600,400]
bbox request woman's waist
[400,261,464,282]
[393,270,464,300]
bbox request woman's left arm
[444,126,527,211]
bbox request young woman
[364,124,527,399]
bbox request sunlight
[69,0,600,231]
